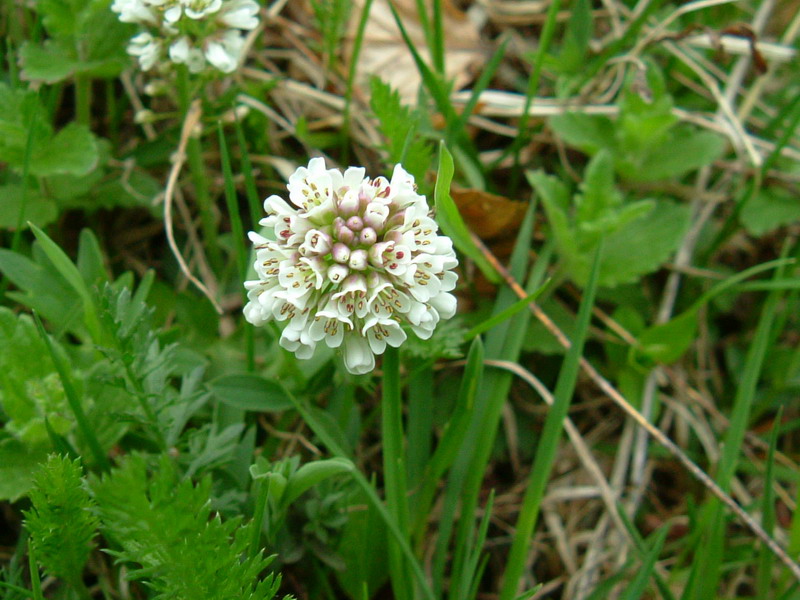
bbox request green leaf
[558,0,592,72]
[741,185,800,236]
[622,129,725,181]
[576,150,621,225]
[548,113,616,155]
[634,309,698,366]
[19,41,79,83]
[570,200,690,287]
[434,143,501,284]
[30,122,99,177]
[23,455,99,586]
[369,77,433,183]
[0,438,49,501]
[0,184,58,229]
[283,457,355,506]
[209,374,294,412]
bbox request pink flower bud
[359,227,377,246]
[336,188,360,217]
[335,223,355,245]
[349,249,368,270]
[332,242,351,263]
[346,216,364,232]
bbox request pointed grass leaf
[434,143,501,283]
[210,374,294,412]
[283,458,355,506]
[29,224,101,340]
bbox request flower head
[112,0,259,73]
[244,158,459,375]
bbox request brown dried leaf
[345,0,484,102]
[451,187,528,242]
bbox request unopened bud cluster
[112,0,259,73]
[244,158,458,374]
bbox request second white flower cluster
[243,158,459,375]
[112,0,259,73]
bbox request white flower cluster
[244,158,459,375]
[112,0,259,73]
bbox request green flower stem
[176,67,221,270]
[33,312,110,472]
[381,346,413,600]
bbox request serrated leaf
[209,374,294,412]
[576,150,620,225]
[623,129,726,181]
[596,200,690,286]
[30,122,99,176]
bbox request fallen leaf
[345,0,484,102]
[451,187,528,242]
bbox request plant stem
[175,67,221,270]
[75,75,91,127]
[381,346,413,600]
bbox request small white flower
[204,29,245,73]
[218,0,260,29]
[169,37,206,73]
[244,159,459,375]
[112,0,159,25]
[127,32,163,71]
[114,0,260,74]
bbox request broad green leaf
[548,113,616,154]
[0,185,58,229]
[634,309,697,366]
[0,438,49,501]
[19,41,79,83]
[209,374,294,412]
[30,122,99,177]
[624,129,726,182]
[0,249,83,332]
[283,457,355,506]
[571,200,690,287]
[526,170,577,256]
[741,186,800,236]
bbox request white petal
[342,335,375,375]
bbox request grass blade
[32,312,109,471]
[29,224,102,342]
[434,144,501,283]
[498,241,603,600]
